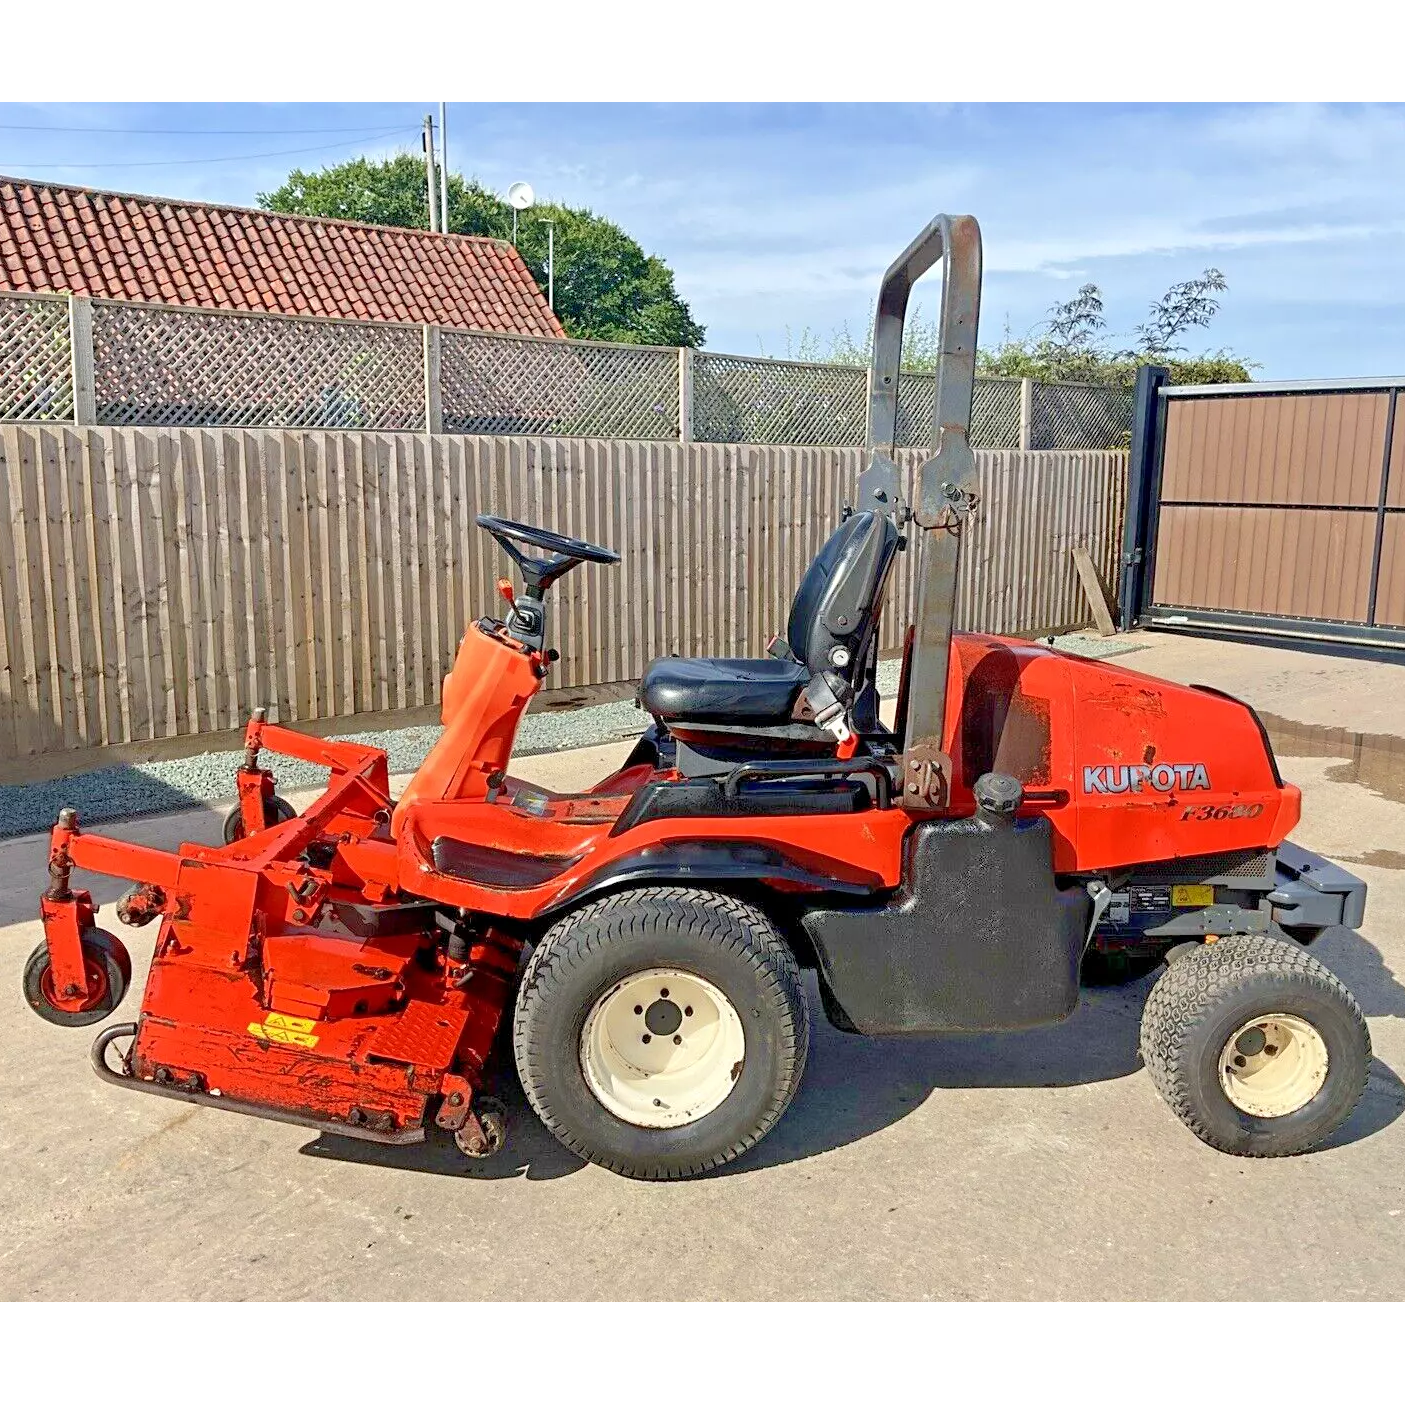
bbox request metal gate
[1119,367,1405,656]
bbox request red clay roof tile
[0,176,563,338]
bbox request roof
[0,176,564,337]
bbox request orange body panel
[938,635,1300,872]
[393,623,543,828]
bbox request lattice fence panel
[692,353,866,445]
[895,374,1023,449]
[441,331,679,439]
[91,301,424,429]
[1033,381,1134,450]
[0,293,72,420]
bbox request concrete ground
[1,630,1402,1301]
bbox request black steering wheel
[476,513,620,597]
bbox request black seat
[640,510,901,732]
[637,656,807,724]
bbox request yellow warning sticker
[1171,884,1215,907]
[247,1011,320,1047]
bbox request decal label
[1171,884,1215,907]
[247,1011,319,1048]
[1181,802,1264,822]
[1082,763,1211,794]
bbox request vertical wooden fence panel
[0,427,1127,764]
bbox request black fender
[536,839,880,922]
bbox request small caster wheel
[223,796,297,844]
[453,1096,507,1158]
[24,928,131,1027]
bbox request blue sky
[2,102,1402,378]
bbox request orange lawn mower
[24,216,1372,1178]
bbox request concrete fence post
[678,347,694,442]
[1018,376,1033,451]
[423,325,443,434]
[68,295,96,426]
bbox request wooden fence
[0,426,1127,766]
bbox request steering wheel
[476,513,620,596]
[477,514,620,567]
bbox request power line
[0,129,418,171]
[0,122,421,136]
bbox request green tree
[779,270,1255,387]
[258,153,704,348]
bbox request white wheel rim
[1218,1012,1329,1118]
[580,967,746,1128]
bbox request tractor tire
[1140,933,1369,1157]
[513,886,809,1180]
[24,927,132,1027]
[222,796,297,844]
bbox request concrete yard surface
[0,630,1402,1300]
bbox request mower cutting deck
[24,215,1371,1179]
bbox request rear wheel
[223,796,296,844]
[1140,933,1369,1156]
[24,928,131,1027]
[513,887,809,1179]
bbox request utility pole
[545,219,555,310]
[439,101,449,233]
[422,115,439,232]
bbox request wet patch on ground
[1257,712,1405,808]
[1258,711,1405,870]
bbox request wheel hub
[1218,1012,1329,1118]
[580,968,745,1129]
[644,998,683,1037]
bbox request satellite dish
[507,182,535,211]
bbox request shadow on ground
[301,924,1405,1183]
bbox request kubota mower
[24,216,1371,1178]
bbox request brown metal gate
[1124,376,1405,654]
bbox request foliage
[259,153,704,348]
[1136,269,1229,357]
[774,269,1255,385]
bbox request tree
[1135,268,1229,358]
[258,153,704,348]
[976,268,1251,386]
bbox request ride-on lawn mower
[24,216,1371,1179]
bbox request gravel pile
[0,638,1129,839]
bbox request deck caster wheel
[513,886,809,1180]
[222,796,297,844]
[1140,933,1370,1157]
[453,1096,507,1158]
[23,928,131,1028]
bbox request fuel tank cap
[973,771,1023,817]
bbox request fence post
[678,347,694,443]
[423,325,443,434]
[68,295,96,426]
[1018,377,1033,451]
[1117,363,1171,629]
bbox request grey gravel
[0,634,1135,840]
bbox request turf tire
[513,886,809,1180]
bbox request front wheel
[24,928,132,1027]
[513,887,809,1179]
[1140,933,1370,1157]
[223,796,296,844]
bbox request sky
[2,101,1402,379]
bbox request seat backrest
[786,510,900,678]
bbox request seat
[640,509,901,731]
[638,656,808,724]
